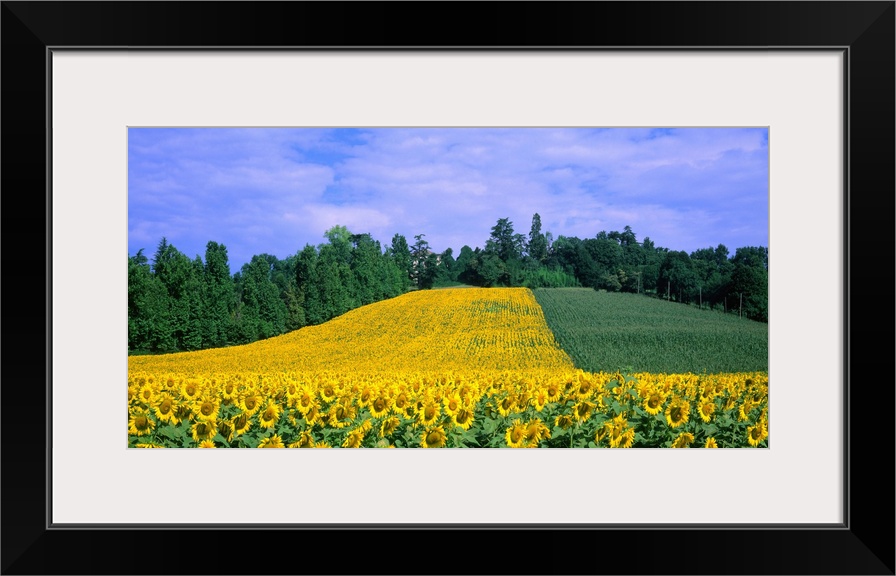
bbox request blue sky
[128,127,769,273]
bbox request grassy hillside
[533,288,768,373]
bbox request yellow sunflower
[643,389,665,416]
[665,397,690,428]
[451,406,475,431]
[722,395,737,412]
[295,387,317,415]
[342,428,365,448]
[747,421,768,447]
[217,419,234,443]
[524,419,551,447]
[153,393,180,425]
[379,416,401,438]
[443,393,462,417]
[137,384,156,407]
[127,409,156,437]
[193,395,220,423]
[705,437,719,448]
[391,391,410,415]
[328,401,357,429]
[420,426,447,448]
[545,381,562,403]
[697,399,716,423]
[180,379,203,402]
[198,439,216,448]
[134,443,165,448]
[258,435,285,448]
[571,400,596,423]
[289,430,316,448]
[320,383,338,403]
[416,399,440,427]
[603,414,635,448]
[231,411,252,437]
[240,392,263,416]
[258,402,282,429]
[739,398,758,422]
[191,420,217,443]
[496,395,516,418]
[532,390,549,412]
[220,381,238,404]
[671,432,695,448]
[505,419,527,448]
[304,404,322,427]
[369,395,391,419]
[554,414,574,430]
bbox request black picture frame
[2,2,893,574]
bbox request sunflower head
[128,409,156,436]
[665,397,690,428]
[452,407,475,431]
[259,402,282,429]
[496,395,515,418]
[705,437,719,448]
[421,426,447,448]
[747,422,767,447]
[289,430,316,448]
[572,400,595,423]
[191,420,217,443]
[232,411,252,436]
[181,379,202,402]
[258,434,285,448]
[505,419,527,448]
[370,395,391,419]
[643,390,665,416]
[153,393,180,424]
[341,429,365,448]
[524,419,550,446]
[379,416,401,437]
[240,393,262,415]
[416,400,440,427]
[698,399,716,423]
[137,384,156,406]
[671,432,695,448]
[194,395,219,423]
[554,414,574,430]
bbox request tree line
[128,215,768,354]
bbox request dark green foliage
[129,226,412,355]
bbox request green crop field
[533,288,769,374]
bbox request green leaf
[158,425,181,441]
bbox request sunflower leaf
[158,425,181,441]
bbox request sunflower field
[128,288,769,448]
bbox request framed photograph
[3,2,892,574]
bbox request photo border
[2,2,893,574]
